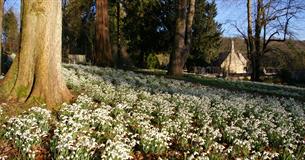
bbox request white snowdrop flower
[0,155,8,160]
[4,107,51,159]
[0,106,3,117]
[60,64,305,159]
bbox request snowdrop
[61,64,305,158]
[4,64,305,159]
[4,107,51,159]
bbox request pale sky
[4,0,20,13]
[215,0,305,40]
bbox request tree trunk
[247,0,261,81]
[117,0,121,65]
[117,0,132,68]
[250,54,257,80]
[168,0,187,76]
[251,0,263,81]
[93,0,113,67]
[183,0,195,64]
[0,0,72,107]
[247,0,254,57]
[168,0,195,76]
[0,0,3,75]
[119,45,132,67]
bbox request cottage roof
[212,40,247,66]
[212,52,230,66]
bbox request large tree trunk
[168,0,195,76]
[0,0,72,107]
[93,0,113,67]
[168,0,187,76]
[0,0,3,75]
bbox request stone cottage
[213,40,248,74]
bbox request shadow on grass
[133,69,305,102]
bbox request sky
[4,0,20,13]
[3,0,305,40]
[4,0,20,26]
[215,0,305,40]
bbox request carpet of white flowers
[1,64,305,160]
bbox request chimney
[231,39,235,53]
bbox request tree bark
[247,0,261,81]
[244,0,297,81]
[117,0,132,68]
[117,0,121,64]
[247,0,255,81]
[168,0,195,76]
[168,0,187,76]
[247,0,254,57]
[252,0,263,81]
[0,0,3,75]
[0,0,72,107]
[93,0,113,67]
[184,0,195,60]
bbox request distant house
[67,54,87,64]
[155,53,170,68]
[213,40,248,74]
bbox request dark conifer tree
[189,0,222,67]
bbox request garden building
[214,40,248,74]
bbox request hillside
[0,65,304,159]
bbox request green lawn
[134,69,305,101]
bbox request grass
[134,69,305,101]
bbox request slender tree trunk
[0,0,3,75]
[247,0,253,48]
[117,0,121,65]
[168,0,195,76]
[253,57,261,81]
[93,0,113,67]
[183,0,195,64]
[252,0,263,81]
[0,0,72,107]
[139,49,145,68]
[247,0,259,81]
[116,0,131,68]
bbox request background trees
[122,0,176,68]
[188,0,222,68]
[62,0,95,62]
[3,9,19,53]
[60,0,222,71]
[239,0,305,81]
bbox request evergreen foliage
[122,0,176,67]
[62,0,95,60]
[188,0,222,67]
[3,9,19,53]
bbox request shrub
[146,53,160,69]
